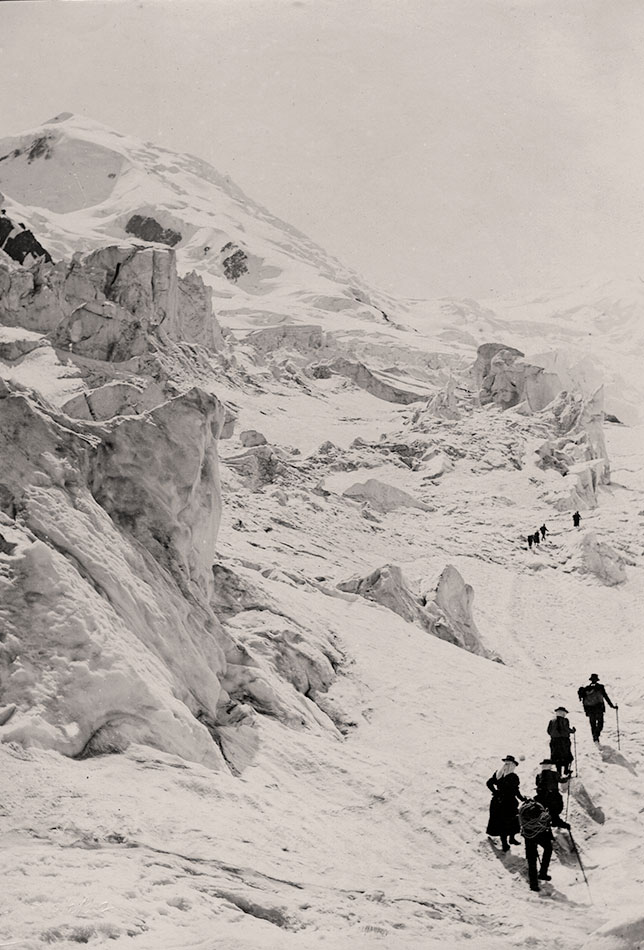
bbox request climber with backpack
[518,798,553,892]
[578,673,618,743]
[572,511,581,528]
[535,759,570,829]
[547,706,576,777]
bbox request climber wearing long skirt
[486,755,525,851]
[547,706,576,777]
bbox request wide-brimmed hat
[502,755,518,765]
[589,673,599,682]
[555,706,568,713]
[540,758,554,766]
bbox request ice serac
[575,532,627,586]
[0,378,230,763]
[92,387,226,596]
[323,357,429,404]
[343,478,432,513]
[423,564,491,656]
[337,563,427,626]
[475,342,562,411]
[0,244,223,360]
[536,387,610,509]
[337,562,492,657]
[61,379,166,421]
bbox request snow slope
[0,116,643,950]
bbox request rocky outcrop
[475,343,562,411]
[221,242,249,281]
[337,562,492,657]
[0,212,52,265]
[0,245,224,361]
[125,213,182,247]
[343,478,432,513]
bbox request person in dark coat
[532,531,540,546]
[547,707,576,777]
[535,759,570,829]
[527,534,533,550]
[540,524,548,540]
[578,673,618,743]
[518,798,553,892]
[486,755,525,851]
[572,511,581,528]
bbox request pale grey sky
[2,0,644,298]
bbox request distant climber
[535,759,570,829]
[486,755,525,851]
[578,673,617,743]
[547,706,575,777]
[572,511,581,528]
[532,531,540,546]
[540,524,548,540]
[527,534,533,550]
[518,798,553,892]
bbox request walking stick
[616,707,621,750]
[565,778,571,822]
[567,830,593,903]
[573,730,578,777]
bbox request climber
[540,524,548,540]
[532,531,540,546]
[572,511,581,528]
[547,706,575,777]
[578,673,617,743]
[535,759,570,829]
[527,534,534,550]
[486,755,525,852]
[519,798,553,892]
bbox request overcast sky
[2,0,644,298]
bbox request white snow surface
[0,115,643,949]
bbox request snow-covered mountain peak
[0,114,401,340]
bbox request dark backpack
[581,684,603,708]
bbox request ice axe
[567,829,593,904]
[615,706,620,750]
[573,730,578,777]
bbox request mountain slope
[0,115,643,950]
